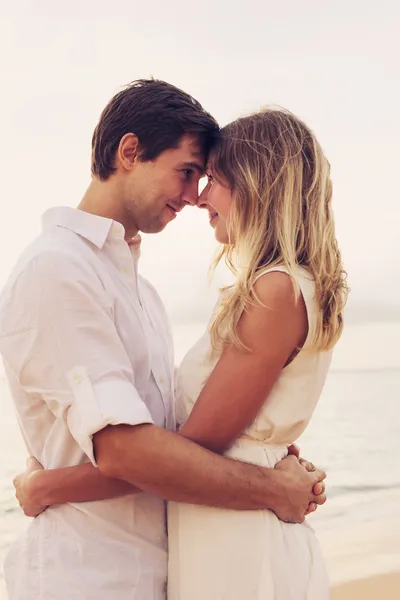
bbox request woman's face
[198,167,233,244]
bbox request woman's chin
[214,231,230,244]
[209,218,229,244]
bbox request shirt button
[122,265,130,274]
[159,377,165,384]
[73,374,83,384]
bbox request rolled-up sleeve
[0,251,154,464]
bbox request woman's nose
[197,182,210,208]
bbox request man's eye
[182,169,192,178]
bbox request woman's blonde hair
[209,107,348,352]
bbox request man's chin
[140,220,168,235]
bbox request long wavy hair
[209,108,348,352]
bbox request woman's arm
[179,272,308,453]
[14,457,140,517]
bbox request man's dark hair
[91,79,219,180]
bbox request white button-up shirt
[0,207,175,599]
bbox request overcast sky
[0,0,399,327]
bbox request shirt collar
[42,206,126,249]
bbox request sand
[331,572,400,599]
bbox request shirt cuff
[67,367,154,464]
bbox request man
[0,79,325,599]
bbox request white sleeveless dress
[168,267,331,599]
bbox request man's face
[123,134,206,234]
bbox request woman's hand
[13,457,48,518]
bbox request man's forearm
[94,424,283,511]
[30,462,140,506]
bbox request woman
[14,108,347,598]
[167,108,348,598]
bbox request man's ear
[117,133,140,172]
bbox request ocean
[1,322,400,590]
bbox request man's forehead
[175,134,207,170]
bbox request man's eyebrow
[181,161,206,175]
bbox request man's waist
[39,493,167,547]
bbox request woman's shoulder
[254,266,316,310]
[252,269,296,304]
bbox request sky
[0,0,399,328]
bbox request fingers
[311,469,326,506]
[313,481,325,496]
[306,502,317,515]
[311,467,326,483]
[284,454,298,465]
[287,444,300,458]
[312,473,327,505]
[313,491,326,506]
[299,458,316,472]
[306,485,326,516]
[27,456,43,469]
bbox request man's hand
[272,455,326,523]
[13,457,48,518]
[298,457,326,515]
[287,445,326,515]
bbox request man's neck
[78,178,139,240]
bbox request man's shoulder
[3,231,100,295]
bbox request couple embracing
[0,79,347,599]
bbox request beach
[317,511,400,598]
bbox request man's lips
[166,204,184,217]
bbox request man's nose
[181,180,201,206]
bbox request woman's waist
[225,438,289,468]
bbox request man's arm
[94,423,325,523]
[13,445,321,519]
